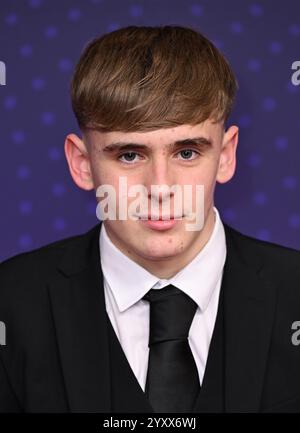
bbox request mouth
[138,214,183,221]
[138,215,183,231]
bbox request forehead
[84,121,223,149]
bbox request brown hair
[71,25,238,132]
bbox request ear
[64,133,94,191]
[216,125,239,184]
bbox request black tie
[142,284,200,413]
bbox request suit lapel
[46,219,278,413]
[222,223,278,412]
[47,222,112,412]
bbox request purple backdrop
[1,0,300,261]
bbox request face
[64,120,238,278]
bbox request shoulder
[223,222,300,306]
[1,232,80,278]
[0,223,101,298]
[224,223,300,358]
[223,222,300,270]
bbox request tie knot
[142,284,198,346]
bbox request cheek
[185,171,217,213]
[89,157,115,186]
[187,173,215,196]
[198,160,219,187]
[92,167,118,192]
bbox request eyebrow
[102,136,213,153]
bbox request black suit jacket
[1,220,300,413]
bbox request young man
[1,25,300,413]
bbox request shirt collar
[99,206,227,313]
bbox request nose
[144,158,176,205]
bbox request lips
[139,214,183,220]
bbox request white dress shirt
[99,206,227,391]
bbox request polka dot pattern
[1,0,300,260]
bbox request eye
[177,149,200,161]
[117,148,201,165]
[118,152,142,164]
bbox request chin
[140,251,179,262]
[136,241,180,260]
